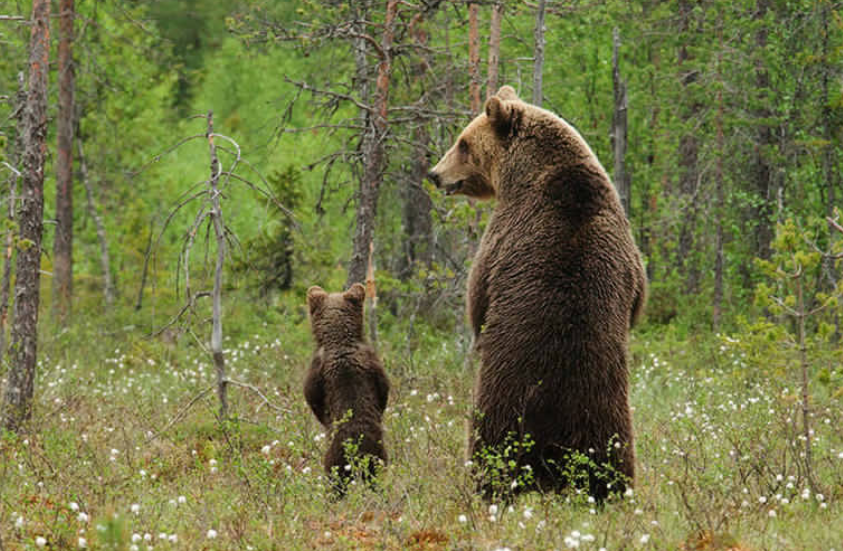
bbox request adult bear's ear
[307,286,327,313]
[485,96,513,136]
[496,85,519,101]
[343,283,366,306]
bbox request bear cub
[304,283,390,494]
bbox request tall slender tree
[532,0,547,106]
[2,0,50,432]
[468,1,481,113]
[53,0,75,323]
[486,0,503,99]
[611,27,630,217]
[346,0,398,287]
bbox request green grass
[1,295,842,551]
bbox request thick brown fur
[304,283,390,495]
[429,86,647,501]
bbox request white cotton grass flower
[69,502,80,511]
[640,534,650,544]
[130,503,140,513]
[35,537,47,547]
[207,529,218,539]
[458,514,468,523]
[78,537,87,548]
[177,495,187,504]
[77,512,89,523]
[132,534,142,543]
[168,534,178,543]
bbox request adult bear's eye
[458,139,469,155]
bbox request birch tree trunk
[532,0,547,106]
[2,0,50,432]
[53,0,75,324]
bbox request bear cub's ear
[343,283,366,306]
[485,96,513,136]
[307,286,328,313]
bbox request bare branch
[145,385,215,444]
[226,379,292,415]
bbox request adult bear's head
[427,85,603,202]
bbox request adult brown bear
[428,86,646,501]
[304,283,390,495]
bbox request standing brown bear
[428,86,646,501]
[304,283,390,495]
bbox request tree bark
[611,28,630,218]
[532,0,547,106]
[346,0,397,288]
[486,0,503,99]
[2,0,50,432]
[53,0,75,324]
[468,2,481,113]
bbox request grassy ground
[1,297,841,551]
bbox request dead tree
[53,0,75,323]
[2,0,51,432]
[611,28,630,217]
[140,111,293,422]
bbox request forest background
[0,0,842,550]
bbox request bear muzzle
[427,170,464,195]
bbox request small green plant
[755,216,843,493]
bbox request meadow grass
[1,295,841,550]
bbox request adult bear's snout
[426,171,441,188]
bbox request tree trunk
[750,0,774,263]
[486,0,503,99]
[532,0,547,106]
[676,0,700,293]
[2,0,50,432]
[346,0,397,287]
[820,2,838,294]
[207,111,228,420]
[468,2,481,113]
[611,28,630,218]
[77,131,115,306]
[53,0,75,324]
[712,11,725,331]
[400,18,433,280]
[0,73,25,368]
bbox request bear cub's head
[427,85,521,200]
[307,283,367,347]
